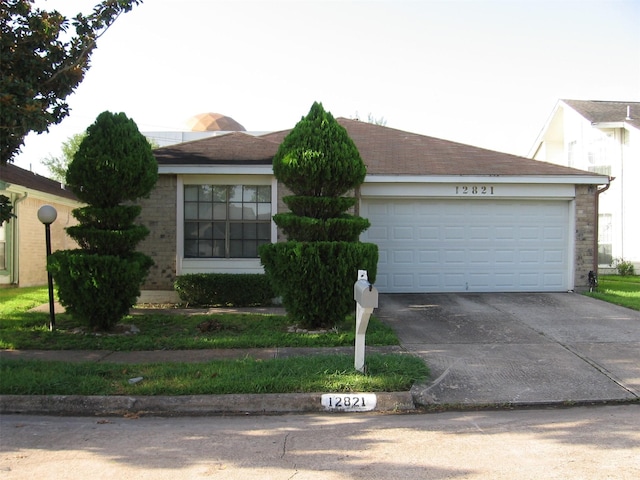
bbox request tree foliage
[0,0,142,165]
[261,102,378,328]
[49,111,157,330]
[66,111,158,206]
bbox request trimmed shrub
[273,213,370,242]
[49,250,153,331]
[174,274,275,307]
[49,111,157,330]
[260,241,378,327]
[283,196,357,219]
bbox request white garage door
[361,199,571,293]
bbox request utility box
[354,279,379,308]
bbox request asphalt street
[1,405,639,479]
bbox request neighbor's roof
[0,163,78,201]
[562,99,640,131]
[155,117,605,178]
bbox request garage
[361,197,572,293]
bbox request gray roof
[562,99,640,130]
[0,163,78,201]
[156,118,604,178]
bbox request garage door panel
[361,199,570,293]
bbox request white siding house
[530,100,640,270]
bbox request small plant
[612,258,635,276]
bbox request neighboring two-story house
[530,100,640,270]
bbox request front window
[184,184,271,258]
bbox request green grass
[0,354,429,395]
[0,286,424,395]
[585,275,640,311]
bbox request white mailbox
[354,279,379,308]
[353,270,378,373]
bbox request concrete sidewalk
[2,293,639,416]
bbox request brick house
[0,163,83,287]
[136,118,609,303]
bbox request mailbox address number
[455,186,495,195]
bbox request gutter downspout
[11,192,28,285]
[594,180,612,274]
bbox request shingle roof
[262,118,596,177]
[0,163,78,201]
[562,99,640,131]
[155,117,603,177]
[154,132,278,164]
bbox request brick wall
[17,197,79,287]
[137,175,177,291]
[574,184,597,291]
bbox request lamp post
[37,205,57,331]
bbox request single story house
[0,163,82,287]
[136,118,609,303]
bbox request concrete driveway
[376,292,640,408]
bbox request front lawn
[0,287,426,395]
[585,275,640,311]
[0,288,397,351]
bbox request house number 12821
[455,186,495,195]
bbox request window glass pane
[257,203,271,220]
[243,204,257,220]
[243,186,257,202]
[230,240,243,257]
[257,238,270,250]
[257,185,271,202]
[229,185,243,202]
[198,203,212,220]
[212,186,227,202]
[229,203,243,220]
[213,203,227,220]
[199,223,212,239]
[199,185,213,202]
[185,203,198,220]
[244,241,258,258]
[212,222,226,239]
[243,223,257,239]
[212,239,225,257]
[185,185,198,201]
[198,240,213,257]
[257,223,271,240]
[229,223,242,239]
[185,222,198,240]
[184,240,198,257]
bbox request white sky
[14,0,640,176]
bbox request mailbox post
[353,270,378,373]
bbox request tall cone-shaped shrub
[49,111,157,330]
[260,102,378,328]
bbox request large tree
[260,102,378,328]
[0,0,142,165]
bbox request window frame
[179,175,276,264]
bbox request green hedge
[49,250,153,331]
[260,241,378,327]
[174,273,275,307]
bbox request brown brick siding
[15,197,80,287]
[137,175,177,291]
[574,184,598,291]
